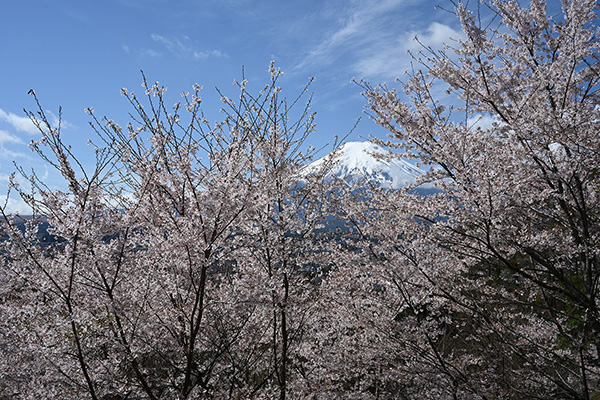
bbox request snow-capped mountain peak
[307,141,424,189]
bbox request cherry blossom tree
[0,64,338,399]
[314,0,600,398]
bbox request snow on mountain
[305,141,426,189]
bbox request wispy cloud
[467,113,497,130]
[404,22,465,52]
[0,148,28,161]
[150,34,227,60]
[295,0,408,72]
[0,129,23,146]
[0,108,72,167]
[0,109,39,135]
[354,22,465,79]
[43,110,74,131]
[145,49,162,57]
[0,195,33,215]
[294,0,464,81]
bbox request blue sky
[0,0,464,212]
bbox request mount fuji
[306,141,427,190]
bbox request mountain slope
[306,141,426,189]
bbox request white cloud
[150,34,227,60]
[0,108,39,134]
[151,33,172,47]
[0,129,23,145]
[295,0,409,72]
[353,45,408,79]
[145,49,162,57]
[0,146,29,161]
[353,22,464,79]
[405,22,464,52]
[467,114,499,130]
[292,1,464,81]
[193,49,226,60]
[44,109,74,130]
[1,196,33,215]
